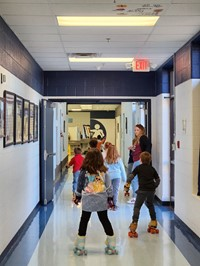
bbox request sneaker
[127,198,136,204]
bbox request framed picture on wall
[83,124,90,138]
[3,90,15,147]
[29,102,35,142]
[33,104,38,142]
[22,99,30,144]
[0,97,4,138]
[14,95,23,144]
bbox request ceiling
[0,0,200,72]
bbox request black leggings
[78,210,114,236]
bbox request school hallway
[2,170,200,266]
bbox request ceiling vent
[68,53,101,58]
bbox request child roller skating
[74,235,87,256]
[74,149,118,255]
[125,152,161,238]
[147,220,159,234]
[105,235,118,255]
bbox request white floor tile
[28,174,190,266]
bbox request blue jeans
[132,190,156,223]
[131,160,140,198]
[72,170,80,193]
[111,178,121,206]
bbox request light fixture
[69,57,133,63]
[80,105,93,110]
[57,16,159,27]
[71,108,82,111]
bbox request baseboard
[155,195,173,207]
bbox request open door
[40,99,56,205]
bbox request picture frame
[3,90,15,147]
[83,124,90,138]
[33,104,38,142]
[22,99,30,144]
[14,94,23,144]
[29,102,35,142]
[0,97,4,138]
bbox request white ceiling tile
[172,0,200,3]
[10,25,58,34]
[28,47,65,53]
[143,41,185,48]
[157,16,200,26]
[58,27,153,35]
[22,41,63,48]
[3,15,57,26]
[18,34,61,42]
[152,25,200,35]
[148,34,194,42]
[0,3,52,15]
[165,4,200,15]
[32,52,67,58]
[0,0,199,71]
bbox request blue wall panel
[0,16,43,94]
[192,44,200,78]
[44,71,157,97]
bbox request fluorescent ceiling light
[69,57,133,63]
[57,16,159,27]
[80,105,93,110]
[71,108,82,111]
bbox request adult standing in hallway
[127,124,152,204]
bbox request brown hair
[105,145,120,164]
[89,138,98,148]
[74,147,82,154]
[82,148,107,174]
[140,151,151,165]
[132,124,146,145]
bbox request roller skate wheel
[74,248,87,256]
[107,249,112,255]
[147,227,159,234]
[128,231,138,238]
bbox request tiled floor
[2,171,200,266]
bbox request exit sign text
[132,59,150,72]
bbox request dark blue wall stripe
[90,111,115,119]
[44,71,157,97]
[0,16,43,94]
[192,44,200,79]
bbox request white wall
[153,94,171,201]
[121,102,133,167]
[68,112,90,138]
[0,66,42,254]
[55,103,68,175]
[175,79,200,237]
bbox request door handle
[44,150,56,160]
[47,152,56,158]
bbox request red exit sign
[132,59,150,72]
